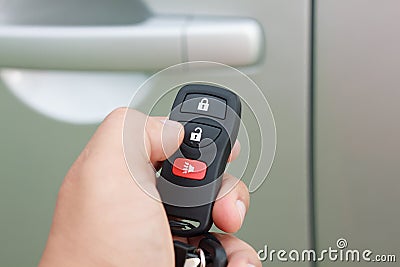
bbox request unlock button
[182,122,221,148]
[190,127,203,142]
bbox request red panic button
[172,158,207,180]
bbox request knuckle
[235,180,250,206]
[103,107,129,123]
[236,180,249,195]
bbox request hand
[39,108,261,267]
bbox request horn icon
[182,161,195,174]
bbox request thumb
[145,117,184,167]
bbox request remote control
[157,84,241,237]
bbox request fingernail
[236,199,246,225]
[247,264,256,267]
[160,119,182,129]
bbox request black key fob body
[157,84,241,237]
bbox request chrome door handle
[0,16,263,71]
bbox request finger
[186,233,261,267]
[214,233,261,267]
[212,174,250,233]
[147,117,239,166]
[144,116,184,167]
[227,140,241,162]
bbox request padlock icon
[197,98,209,111]
[190,127,203,142]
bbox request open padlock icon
[190,127,203,142]
[197,98,209,111]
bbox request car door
[0,1,312,266]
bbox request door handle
[0,16,263,71]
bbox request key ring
[173,233,227,267]
[194,248,206,267]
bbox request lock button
[181,93,227,119]
[197,98,209,111]
[182,122,221,148]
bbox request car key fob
[157,84,241,237]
